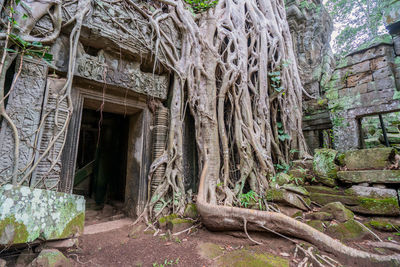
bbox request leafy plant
[185,0,218,13]
[239,190,259,208]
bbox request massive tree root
[197,162,400,266]
[136,0,400,265]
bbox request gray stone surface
[337,170,400,184]
[0,185,85,245]
[0,58,48,184]
[342,148,396,170]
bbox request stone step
[337,170,400,184]
[340,147,396,170]
[83,218,133,235]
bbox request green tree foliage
[325,0,392,56]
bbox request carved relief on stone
[75,49,169,99]
[0,58,48,185]
[31,77,69,190]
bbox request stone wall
[326,40,400,151]
[286,0,335,153]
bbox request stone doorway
[61,83,152,220]
[73,108,129,224]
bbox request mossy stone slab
[342,148,396,170]
[337,170,400,184]
[0,185,85,245]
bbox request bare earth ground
[63,219,400,267]
[67,223,299,267]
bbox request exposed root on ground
[197,162,400,266]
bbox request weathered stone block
[341,148,396,170]
[337,170,400,184]
[306,185,400,216]
[371,57,390,71]
[183,203,198,219]
[28,249,71,267]
[265,188,310,211]
[306,220,325,232]
[373,66,394,80]
[320,202,354,223]
[0,185,85,245]
[312,149,339,186]
[305,212,333,221]
[347,60,370,75]
[346,71,373,87]
[326,219,371,242]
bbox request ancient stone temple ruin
[0,1,400,265]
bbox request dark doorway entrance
[74,108,129,223]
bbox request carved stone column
[0,57,48,185]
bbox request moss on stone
[265,189,284,201]
[170,218,193,225]
[217,248,289,267]
[321,202,354,222]
[356,197,400,215]
[158,214,178,225]
[0,216,29,244]
[313,149,339,186]
[367,220,396,232]
[59,212,85,239]
[326,219,368,242]
[306,220,325,232]
[183,204,198,219]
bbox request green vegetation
[325,0,392,56]
[185,0,218,13]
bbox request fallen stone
[337,170,400,184]
[266,188,310,211]
[326,219,371,242]
[288,168,313,182]
[167,218,194,234]
[312,149,338,187]
[158,214,178,229]
[28,249,71,267]
[366,217,400,232]
[306,220,325,232]
[281,184,309,196]
[292,159,313,170]
[0,185,85,245]
[366,219,399,232]
[183,204,198,219]
[0,258,6,267]
[320,202,354,223]
[45,238,78,249]
[276,173,291,186]
[307,185,400,216]
[341,148,396,170]
[16,253,37,267]
[305,212,333,221]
